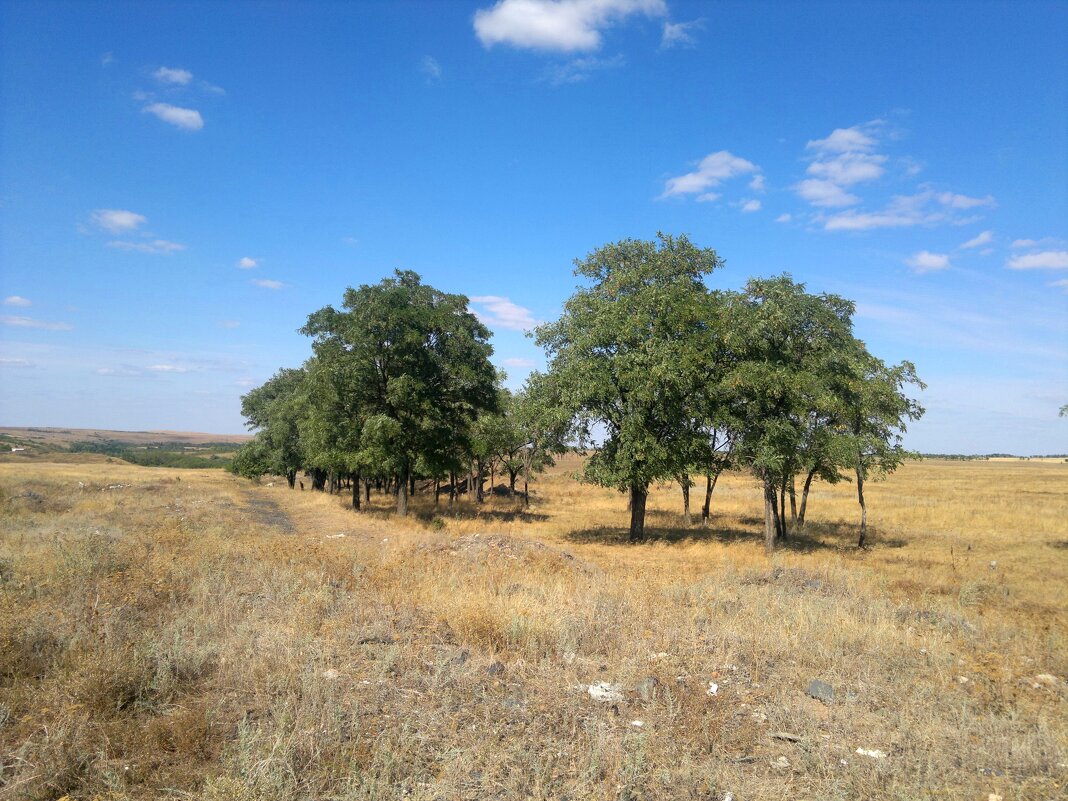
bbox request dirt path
[241,493,297,534]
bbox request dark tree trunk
[475,463,484,503]
[434,477,440,506]
[409,473,416,496]
[789,477,797,527]
[490,463,495,492]
[701,472,719,525]
[629,484,648,542]
[397,465,409,516]
[286,471,296,489]
[312,469,327,491]
[763,476,779,554]
[352,473,361,510]
[365,480,371,503]
[681,473,691,526]
[856,462,868,548]
[777,481,788,541]
[449,471,456,503]
[509,469,518,493]
[797,467,817,529]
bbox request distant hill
[0,426,251,450]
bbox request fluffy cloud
[906,251,951,274]
[661,19,703,48]
[748,174,766,192]
[795,123,886,209]
[251,279,284,289]
[823,189,995,232]
[661,150,760,198]
[795,179,859,208]
[1006,251,1068,270]
[960,230,993,249]
[153,66,193,85]
[470,296,539,331]
[237,257,259,269]
[143,102,204,131]
[107,239,186,254]
[1,315,73,331]
[91,209,146,232]
[474,0,666,52]
[807,126,878,154]
[3,296,32,307]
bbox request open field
[1,456,1065,800]
[0,427,252,451]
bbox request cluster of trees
[69,440,234,469]
[230,271,564,514]
[233,235,924,552]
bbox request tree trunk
[475,463,484,504]
[629,484,648,542]
[490,463,495,492]
[789,477,797,527]
[701,472,718,525]
[797,467,817,529]
[681,473,691,526]
[434,477,440,506]
[449,471,456,503]
[778,481,788,541]
[312,469,326,491]
[856,462,868,548]
[763,476,779,554]
[509,468,518,494]
[286,471,296,489]
[352,473,361,510]
[397,465,409,516]
[409,473,416,497]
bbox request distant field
[1,456,1065,800]
[0,426,251,450]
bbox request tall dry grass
[0,456,1065,800]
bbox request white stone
[587,682,623,703]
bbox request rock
[486,661,505,676]
[322,669,340,680]
[856,747,888,759]
[770,732,802,743]
[1034,673,1059,686]
[771,755,790,770]
[805,679,834,703]
[587,682,624,703]
[706,681,719,696]
[635,676,660,701]
[448,649,470,666]
[630,719,644,728]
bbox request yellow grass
[1,456,1065,800]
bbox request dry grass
[1,456,1065,800]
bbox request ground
[0,455,1065,800]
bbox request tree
[533,234,723,540]
[300,270,498,516]
[235,368,308,488]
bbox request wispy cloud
[251,279,284,289]
[905,250,951,274]
[740,199,761,213]
[661,18,703,48]
[660,150,760,199]
[1006,250,1068,270]
[91,208,146,233]
[542,54,624,85]
[237,256,259,269]
[219,320,241,329]
[153,66,193,85]
[474,0,666,52]
[822,188,995,232]
[3,296,32,307]
[470,296,539,331]
[0,358,34,368]
[502,356,538,368]
[775,213,792,223]
[960,230,993,249]
[143,102,203,131]
[1050,279,1068,293]
[421,55,442,82]
[107,239,186,254]
[147,364,189,373]
[1,315,73,331]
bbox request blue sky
[1,0,1066,454]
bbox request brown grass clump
[0,457,1065,800]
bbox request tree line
[231,234,924,552]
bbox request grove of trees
[232,236,924,552]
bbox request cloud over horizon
[474,0,666,52]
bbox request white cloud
[147,364,188,373]
[1006,251,1068,270]
[0,358,34,368]
[237,256,259,269]
[421,55,442,81]
[748,174,766,192]
[153,66,193,85]
[143,102,204,131]
[101,52,114,66]
[740,199,761,213]
[807,125,878,154]
[805,152,886,185]
[1,315,73,331]
[502,356,538,368]
[696,192,720,203]
[107,239,186,254]
[91,208,146,232]
[1011,238,1038,249]
[474,0,666,52]
[251,279,284,289]
[219,320,241,329]
[795,178,859,208]
[905,250,951,274]
[542,54,624,85]
[661,150,760,198]
[937,191,995,209]
[661,18,703,48]
[960,230,993,249]
[3,296,32,307]
[823,189,995,232]
[96,367,141,377]
[1050,279,1068,293]
[470,295,539,331]
[775,213,792,223]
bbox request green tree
[236,367,308,488]
[533,233,723,540]
[300,270,498,516]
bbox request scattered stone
[448,649,470,666]
[771,755,790,770]
[856,747,888,759]
[649,651,670,660]
[805,679,834,703]
[989,560,998,570]
[722,793,734,801]
[357,635,395,645]
[562,651,576,664]
[750,711,767,724]
[988,794,1003,801]
[770,732,802,743]
[630,720,644,728]
[635,676,660,701]
[587,682,624,703]
[322,669,340,680]
[486,661,505,676]
[706,681,719,696]
[1034,673,1059,686]
[957,675,970,684]
[325,533,346,539]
